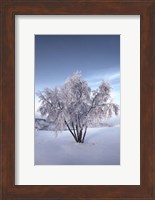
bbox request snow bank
[35,126,120,165]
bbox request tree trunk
[64,120,87,143]
[77,127,87,143]
[82,126,87,143]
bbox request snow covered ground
[35,126,120,165]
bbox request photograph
[35,35,120,165]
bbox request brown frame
[0,0,155,199]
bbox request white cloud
[107,73,120,81]
[85,72,120,89]
[85,72,119,83]
[111,91,120,105]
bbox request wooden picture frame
[0,0,155,199]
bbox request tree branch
[85,93,99,116]
[64,120,78,142]
[77,113,82,129]
[40,92,53,107]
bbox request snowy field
[35,126,120,165]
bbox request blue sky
[35,35,120,111]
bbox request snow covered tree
[37,72,119,143]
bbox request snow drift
[35,126,120,165]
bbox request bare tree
[37,72,119,143]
